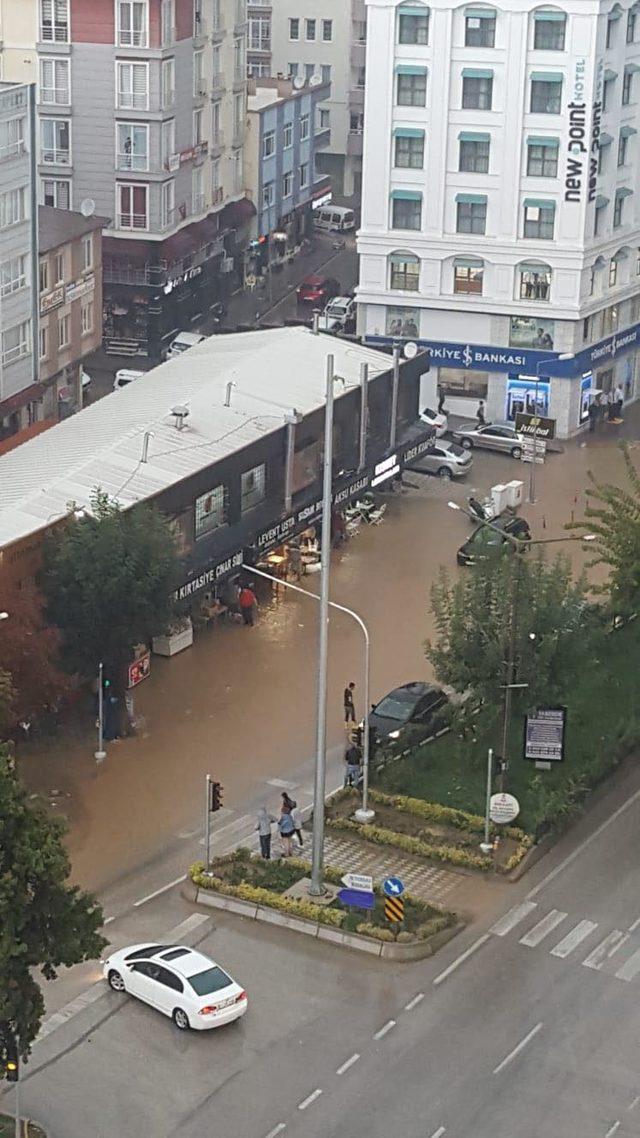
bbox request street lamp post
[244,565,374,823]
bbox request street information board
[524,706,567,762]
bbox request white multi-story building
[358,0,640,437]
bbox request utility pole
[389,342,401,450]
[95,661,106,762]
[499,559,520,792]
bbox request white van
[113,369,144,391]
[314,205,356,233]
[166,331,206,358]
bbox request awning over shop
[221,197,257,230]
[0,382,46,418]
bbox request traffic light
[0,1025,19,1082]
[210,781,223,812]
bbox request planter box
[152,619,193,657]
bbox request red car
[296,274,341,305]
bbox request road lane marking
[605,1122,620,1137]
[433,934,489,986]
[519,909,567,947]
[103,916,115,926]
[429,1128,446,1138]
[615,947,640,982]
[336,1053,360,1075]
[298,1089,322,1111]
[527,784,640,900]
[133,874,186,907]
[550,920,597,958]
[264,1125,286,1138]
[493,1023,543,1075]
[583,931,627,970]
[629,1096,640,1111]
[158,912,209,940]
[629,917,640,933]
[374,1020,396,1040]
[490,902,538,937]
[404,992,425,1011]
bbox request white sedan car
[103,943,248,1031]
[419,405,448,437]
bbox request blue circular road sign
[383,876,405,897]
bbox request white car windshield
[188,965,233,996]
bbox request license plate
[217,997,234,1010]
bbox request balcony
[350,42,366,68]
[116,151,149,172]
[350,86,365,110]
[231,127,244,148]
[0,139,25,163]
[41,146,71,165]
[194,79,208,99]
[211,72,225,95]
[103,260,168,287]
[117,212,148,231]
[210,129,224,154]
[193,14,208,41]
[211,16,225,40]
[192,193,206,214]
[347,129,363,156]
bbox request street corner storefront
[366,319,640,439]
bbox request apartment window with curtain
[162,58,176,108]
[533,11,566,50]
[118,182,148,230]
[394,130,424,169]
[161,0,174,45]
[283,171,293,197]
[321,64,331,84]
[618,132,629,166]
[40,0,69,42]
[299,161,308,187]
[526,137,559,176]
[194,50,205,96]
[241,465,266,512]
[391,192,422,230]
[530,75,562,113]
[523,200,555,238]
[81,299,93,335]
[462,71,493,109]
[456,195,487,234]
[289,17,299,39]
[622,67,635,105]
[42,178,70,208]
[322,19,333,40]
[0,187,26,228]
[193,107,203,145]
[283,121,292,148]
[305,18,316,40]
[40,58,70,104]
[192,165,204,213]
[0,117,25,161]
[161,180,174,227]
[82,234,92,271]
[396,69,427,106]
[41,118,70,164]
[465,9,495,47]
[118,0,147,47]
[2,322,30,365]
[58,312,70,348]
[397,4,429,44]
[162,118,176,166]
[116,123,148,170]
[389,252,420,290]
[627,9,637,41]
[117,62,148,110]
[300,114,309,139]
[458,133,490,172]
[453,259,484,294]
[0,255,27,298]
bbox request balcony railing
[232,127,244,147]
[163,89,176,108]
[40,86,70,105]
[116,151,148,171]
[118,92,148,110]
[192,192,206,214]
[117,212,148,231]
[117,27,147,47]
[211,72,225,92]
[40,22,69,42]
[210,129,224,151]
[42,147,71,165]
[249,37,271,51]
[0,140,26,162]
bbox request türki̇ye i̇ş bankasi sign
[564,57,603,204]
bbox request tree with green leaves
[42,491,179,689]
[427,547,591,736]
[0,745,106,1057]
[0,670,15,740]
[567,441,640,617]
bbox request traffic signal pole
[95,661,106,762]
[204,777,223,868]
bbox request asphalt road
[12,760,640,1138]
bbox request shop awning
[397,3,430,13]
[453,256,484,267]
[389,251,419,263]
[527,135,559,147]
[465,6,495,15]
[625,62,640,72]
[458,130,490,141]
[616,186,634,197]
[221,197,257,230]
[455,192,487,203]
[518,261,551,272]
[0,382,46,418]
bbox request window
[262,181,274,209]
[398,6,429,44]
[456,196,487,234]
[81,300,93,335]
[526,139,558,176]
[40,57,70,104]
[533,12,566,50]
[319,108,330,129]
[118,182,148,230]
[396,71,427,106]
[603,76,615,112]
[193,107,203,145]
[116,122,148,170]
[459,135,490,172]
[322,19,333,40]
[193,50,204,96]
[233,150,243,191]
[2,321,30,365]
[212,44,221,84]
[195,485,227,537]
[609,258,618,286]
[300,114,309,140]
[518,264,551,299]
[233,92,244,136]
[41,118,70,164]
[0,116,25,161]
[465,10,495,47]
[622,68,634,105]
[321,64,331,85]
[394,131,424,168]
[241,464,266,512]
[606,14,617,46]
[287,63,298,78]
[439,368,488,399]
[192,165,204,213]
[249,16,270,50]
[462,73,493,110]
[117,62,148,110]
[530,76,562,113]
[453,260,484,294]
[299,161,308,187]
[40,0,69,42]
[283,121,292,148]
[39,260,49,292]
[161,0,174,44]
[54,251,64,282]
[389,252,419,290]
[305,18,316,40]
[162,119,175,167]
[305,63,316,81]
[58,312,70,348]
[391,193,422,230]
[0,255,27,297]
[594,201,606,236]
[39,325,48,359]
[283,170,293,197]
[598,137,610,173]
[82,234,92,271]
[211,157,220,192]
[289,17,299,39]
[618,133,629,166]
[43,177,70,208]
[0,187,26,228]
[161,180,174,227]
[262,129,275,157]
[117,0,147,47]
[162,58,175,108]
[628,9,636,42]
[613,189,629,228]
[523,200,555,238]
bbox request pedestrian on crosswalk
[291,805,304,848]
[277,808,295,857]
[256,806,276,859]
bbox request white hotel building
[357,0,640,437]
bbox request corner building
[358,0,640,437]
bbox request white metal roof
[0,327,392,549]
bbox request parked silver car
[404,440,473,480]
[451,422,525,459]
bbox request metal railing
[40,86,70,105]
[40,21,69,42]
[116,151,148,170]
[42,147,71,165]
[117,27,147,47]
[0,140,26,162]
[118,92,148,110]
[117,212,148,231]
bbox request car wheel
[173,1008,190,1031]
[461,437,473,449]
[438,466,453,480]
[511,446,523,459]
[108,970,126,992]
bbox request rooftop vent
[170,405,190,430]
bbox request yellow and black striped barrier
[384,895,405,924]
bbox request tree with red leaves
[0,585,71,733]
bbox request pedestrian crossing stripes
[489,902,640,984]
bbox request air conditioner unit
[221,257,234,273]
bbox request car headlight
[389,730,401,739]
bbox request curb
[193,886,464,961]
[508,834,552,882]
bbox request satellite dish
[80,198,96,217]
[309,72,323,87]
[403,341,418,359]
[292,75,305,89]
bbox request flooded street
[18,418,636,896]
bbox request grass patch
[374,620,640,835]
[0,1118,46,1138]
[190,848,456,943]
